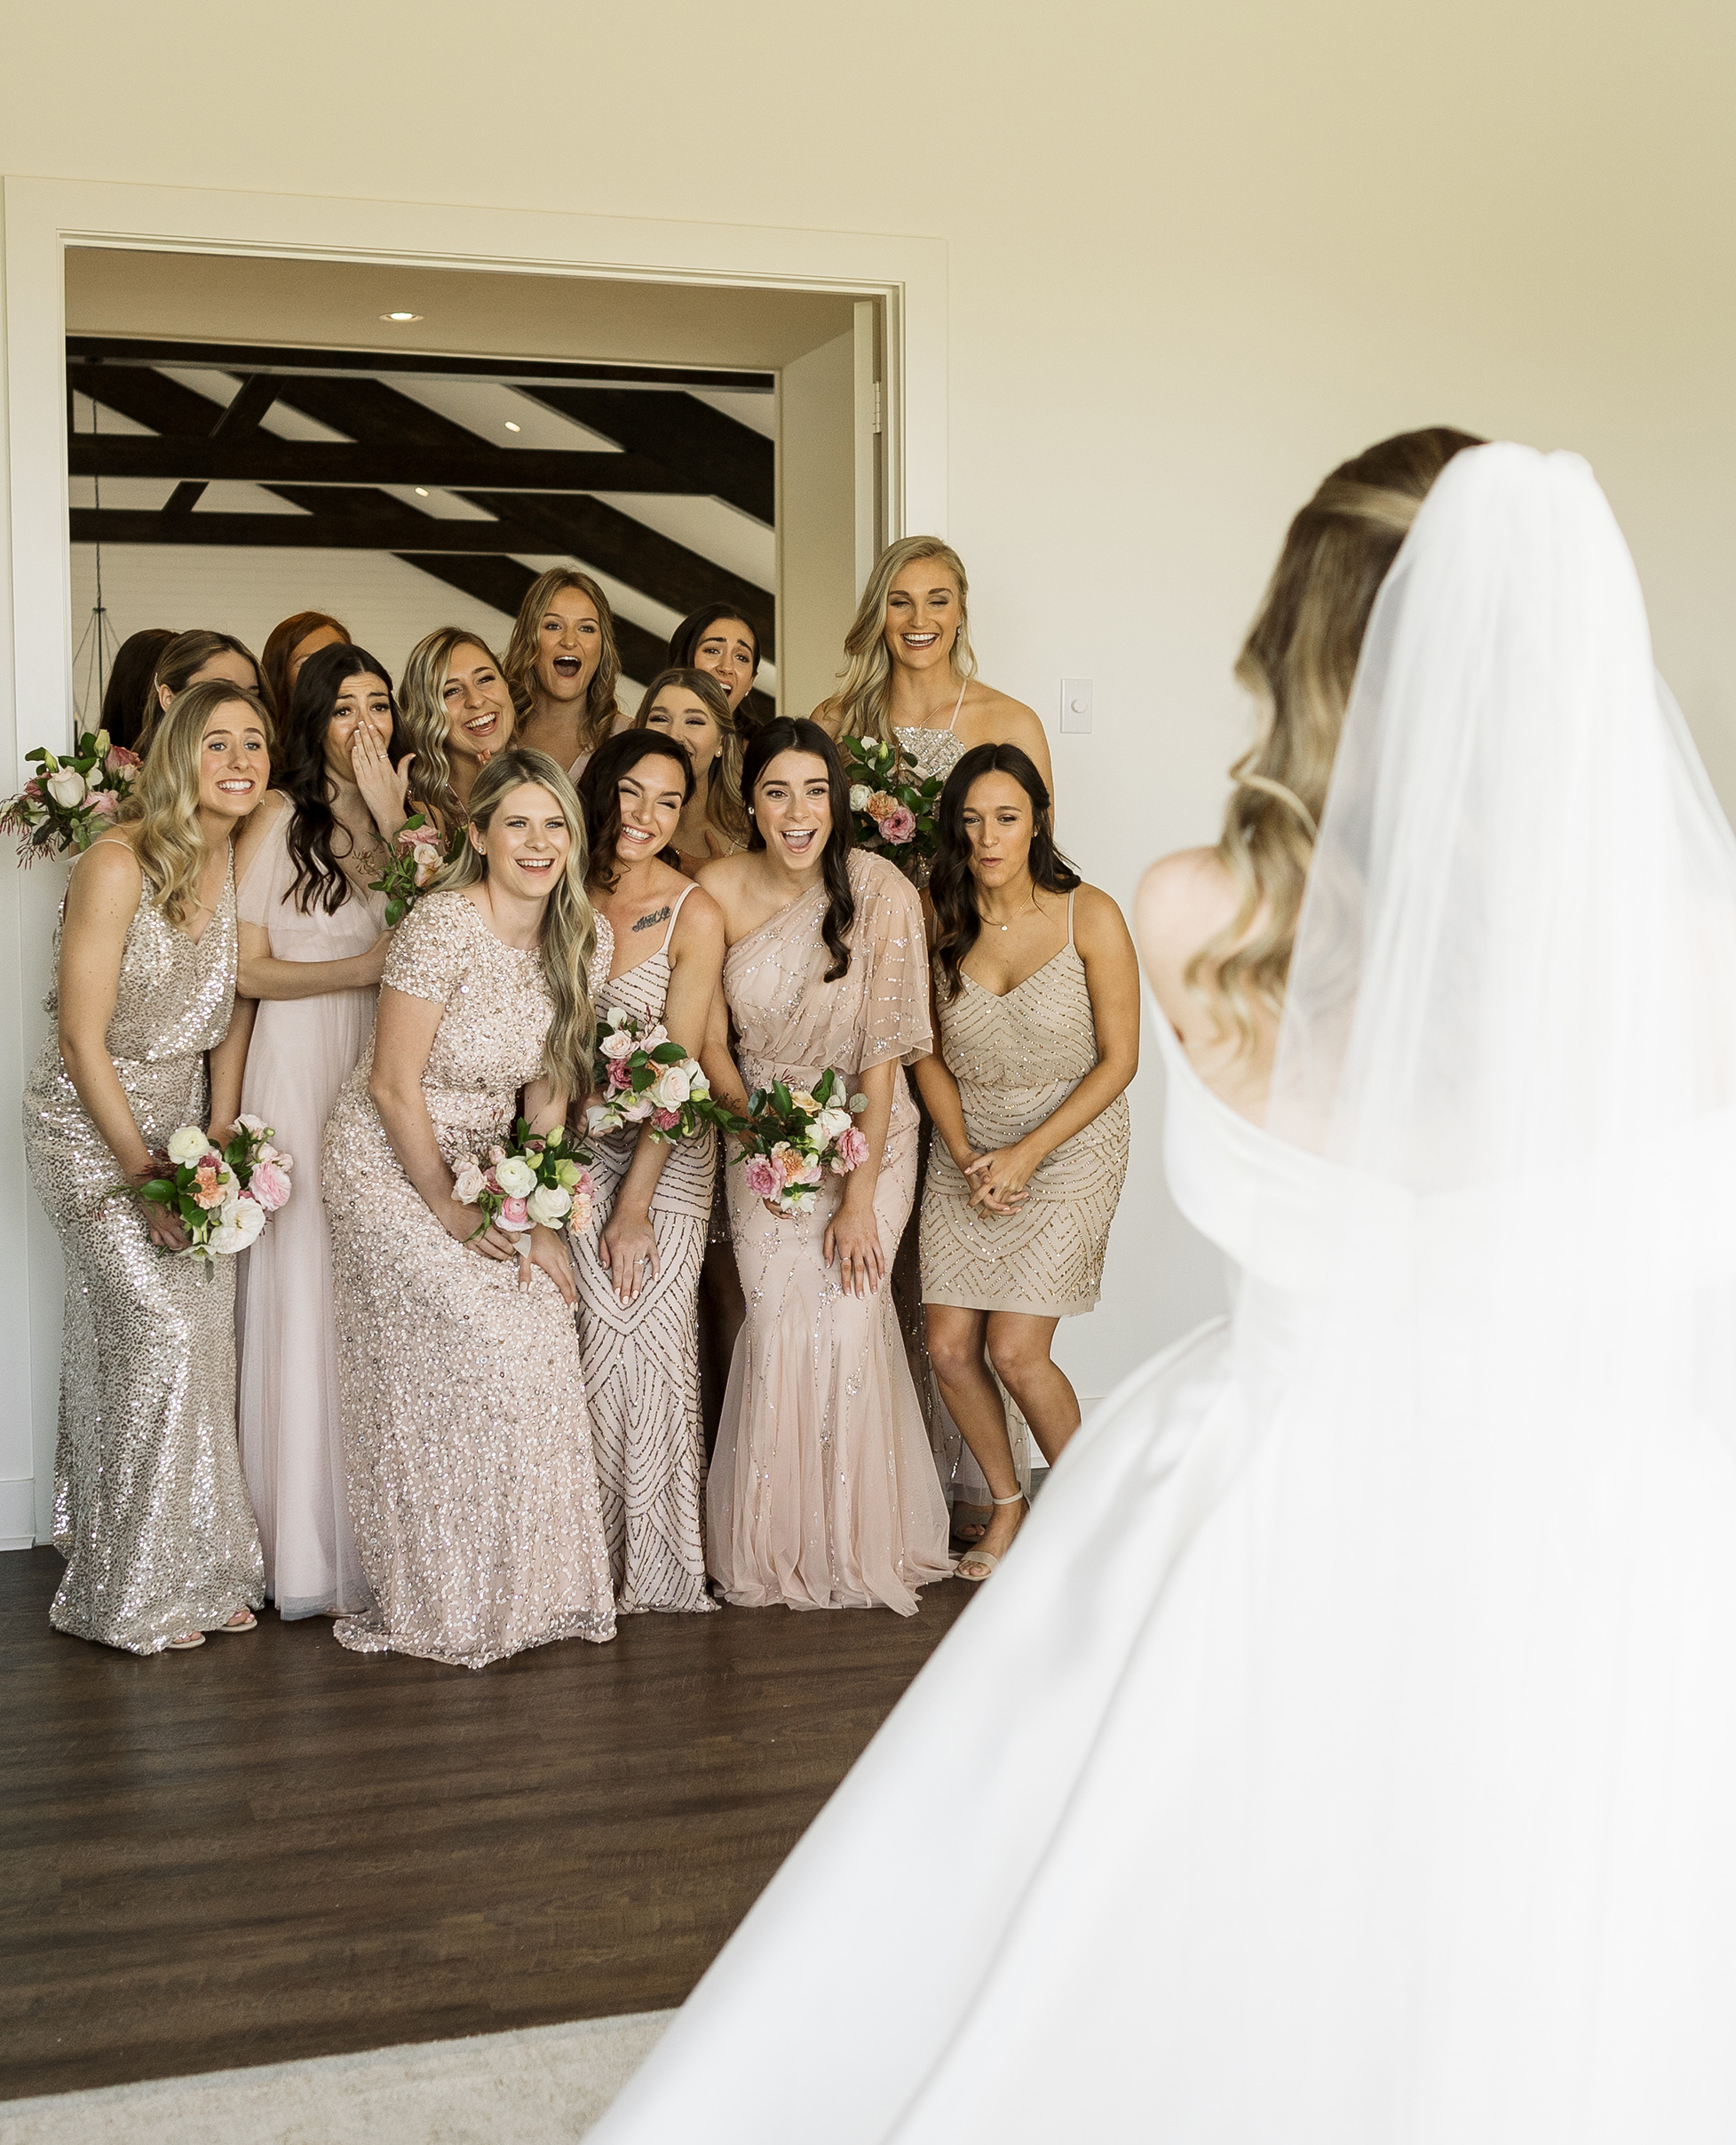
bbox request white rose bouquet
[1,728,141,863]
[583,1003,743,1149]
[451,1118,592,1241]
[120,1114,293,1265]
[733,1068,870,1218]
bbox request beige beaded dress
[708,850,953,1615]
[323,890,615,1668]
[23,854,266,1653]
[923,892,1130,1318]
[574,882,717,1615]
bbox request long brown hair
[138,629,266,756]
[503,567,622,756]
[577,730,694,893]
[630,666,748,851]
[261,610,350,731]
[741,719,856,983]
[1191,426,1484,1049]
[929,743,1080,1002]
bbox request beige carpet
[0,2009,672,2145]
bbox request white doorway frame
[0,173,948,1547]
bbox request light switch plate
[1060,677,1093,734]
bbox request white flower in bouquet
[583,1103,613,1136]
[494,1153,537,1198]
[167,1125,211,1165]
[622,1096,655,1122]
[785,1188,818,1216]
[598,1027,636,1062]
[653,1063,694,1110]
[209,1195,267,1255]
[813,1105,852,1144]
[849,783,872,811]
[235,1113,270,1134]
[527,1183,573,1226]
[45,767,87,809]
[688,1065,710,1097]
[605,1004,632,1030]
[452,1157,488,1203]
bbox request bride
[591,433,1736,2142]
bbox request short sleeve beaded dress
[322,890,615,1668]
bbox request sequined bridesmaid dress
[574,883,717,1613]
[235,797,381,1619]
[323,891,615,1668]
[708,850,953,1614]
[22,855,266,1653]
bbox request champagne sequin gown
[709,850,953,1614]
[323,891,615,1668]
[922,892,1130,1315]
[574,883,717,1614]
[23,854,266,1653]
[235,797,381,1619]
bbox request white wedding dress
[591,446,1736,2142]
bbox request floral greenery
[124,1115,293,1265]
[1,729,141,863]
[451,1119,592,1240]
[838,733,945,882]
[731,1066,869,1218]
[584,1003,743,1148]
[369,812,459,927]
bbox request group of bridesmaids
[25,537,1140,1664]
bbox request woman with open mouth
[695,718,953,1614]
[398,626,518,834]
[505,566,625,782]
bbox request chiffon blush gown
[235,798,380,1619]
[323,892,615,1668]
[709,850,953,1614]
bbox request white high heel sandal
[955,1490,1027,1583]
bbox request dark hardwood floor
[0,1546,970,2100]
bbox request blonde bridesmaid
[397,628,516,831]
[575,732,727,1612]
[504,567,624,780]
[698,719,952,1614]
[632,667,749,875]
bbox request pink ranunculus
[743,1154,781,1199]
[879,805,917,845]
[498,1196,530,1230]
[248,1160,290,1212]
[85,788,120,818]
[834,1126,869,1171]
[653,1107,680,1130]
[607,1057,632,1089]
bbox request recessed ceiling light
[415,487,430,497]
[503,420,522,432]
[380,311,421,322]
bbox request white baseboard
[0,1475,38,1550]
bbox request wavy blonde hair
[830,535,978,746]
[503,567,622,756]
[399,627,513,829]
[630,666,748,850]
[1189,426,1484,1049]
[435,748,597,1101]
[118,680,274,929]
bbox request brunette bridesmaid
[137,629,267,755]
[632,667,749,875]
[323,748,615,1667]
[698,719,952,1613]
[260,611,351,725]
[230,643,409,1620]
[918,745,1138,1579]
[23,682,272,1651]
[575,732,727,1612]
[668,603,765,738]
[504,567,624,780]
[396,626,517,834]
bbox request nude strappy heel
[955,1490,1027,1583]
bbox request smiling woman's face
[882,559,961,677]
[645,686,722,773]
[198,700,271,824]
[441,643,515,765]
[534,588,603,704]
[752,749,833,875]
[472,780,570,901]
[613,752,689,870]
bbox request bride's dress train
[592,445,1736,2141]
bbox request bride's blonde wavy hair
[1190,427,1485,1049]
[435,748,598,1101]
[117,679,274,929]
[830,536,978,745]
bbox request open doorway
[64,247,889,731]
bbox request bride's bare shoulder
[1134,849,1241,992]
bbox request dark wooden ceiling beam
[68,334,774,392]
[525,386,774,526]
[69,432,690,493]
[163,370,284,516]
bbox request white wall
[4,0,1734,1511]
[777,328,859,721]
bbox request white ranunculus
[849,784,872,812]
[653,1064,693,1110]
[167,1125,211,1165]
[452,1159,488,1203]
[813,1105,852,1143]
[527,1183,572,1226]
[494,1154,537,1198]
[45,767,86,809]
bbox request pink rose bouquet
[583,1003,743,1150]
[838,733,945,883]
[369,812,457,927]
[2,728,141,863]
[119,1114,293,1265]
[730,1067,870,1218]
[451,1118,592,1242]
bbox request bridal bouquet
[1,728,141,863]
[733,1068,870,1217]
[452,1120,592,1241]
[839,733,945,882]
[124,1115,293,1264]
[369,812,451,926]
[583,1004,741,1147]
